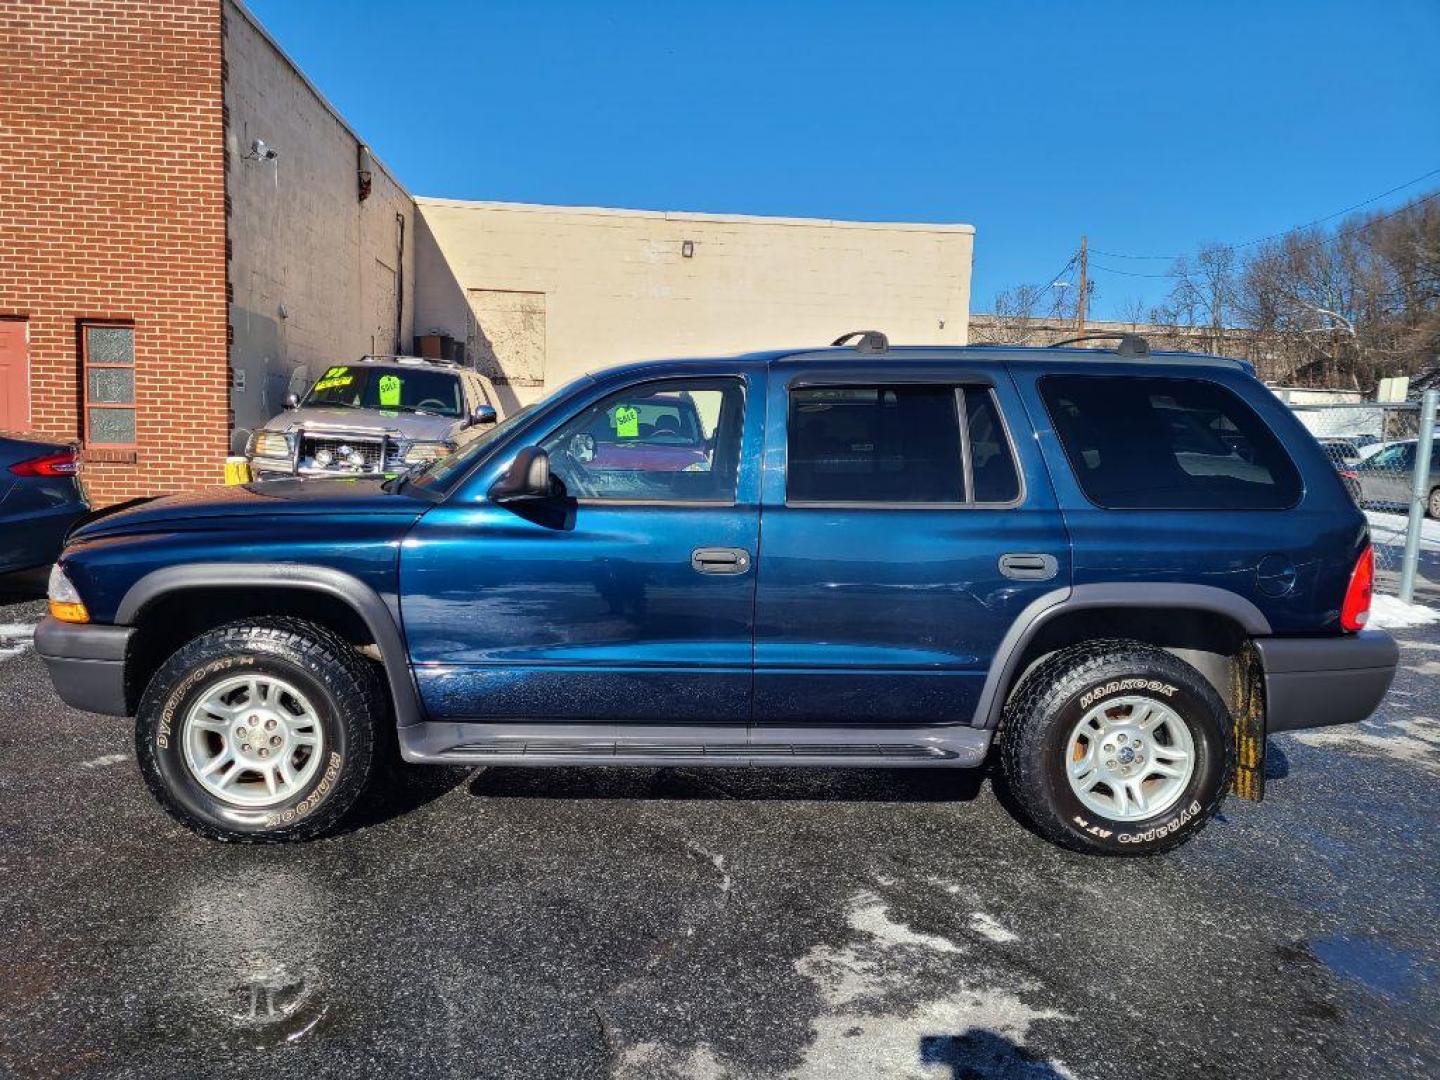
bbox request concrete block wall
[223,0,415,451]
[414,200,974,410]
[0,0,229,502]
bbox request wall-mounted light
[681,240,695,258]
[357,145,373,203]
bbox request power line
[1086,188,1440,281]
[1091,165,1440,262]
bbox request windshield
[405,404,538,493]
[303,365,463,418]
[404,374,593,495]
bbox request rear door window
[1040,375,1302,509]
[786,384,1019,504]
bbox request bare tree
[1117,295,1148,329]
[1155,243,1238,354]
[972,284,1045,344]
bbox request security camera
[250,139,278,161]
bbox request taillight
[1340,544,1374,632]
[9,449,78,477]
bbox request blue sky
[246,0,1440,320]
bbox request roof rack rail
[831,330,889,354]
[360,353,460,367]
[1046,332,1150,358]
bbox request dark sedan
[0,433,87,574]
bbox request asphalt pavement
[1,573,1437,1080]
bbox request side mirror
[283,392,300,410]
[490,447,558,502]
[471,404,498,426]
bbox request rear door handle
[998,553,1058,581]
[691,547,751,575]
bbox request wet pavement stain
[1310,936,1431,1002]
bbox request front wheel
[136,618,382,843]
[997,640,1234,856]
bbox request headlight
[48,564,89,624]
[251,431,293,459]
[402,441,454,465]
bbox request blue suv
[35,333,1398,855]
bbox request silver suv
[247,356,501,479]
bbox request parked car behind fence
[1290,402,1429,579]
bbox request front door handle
[691,547,752,575]
[998,553,1058,581]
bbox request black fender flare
[116,563,424,727]
[974,583,1272,729]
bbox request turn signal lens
[47,564,89,624]
[1340,544,1374,632]
[49,601,89,624]
[252,432,293,459]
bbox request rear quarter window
[1040,375,1302,510]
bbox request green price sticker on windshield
[314,365,353,391]
[378,373,402,407]
[614,405,639,438]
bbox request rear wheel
[136,618,382,843]
[1427,487,1440,519]
[998,640,1234,856]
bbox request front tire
[136,618,382,843]
[998,640,1234,856]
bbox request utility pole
[1075,234,1088,336]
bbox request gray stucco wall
[223,0,415,452]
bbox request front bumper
[34,616,134,716]
[247,455,399,481]
[1253,628,1398,734]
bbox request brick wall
[0,0,228,504]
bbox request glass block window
[82,323,136,447]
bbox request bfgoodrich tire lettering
[136,618,381,843]
[998,639,1234,856]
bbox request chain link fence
[1290,401,1436,595]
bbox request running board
[399,722,991,769]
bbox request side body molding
[973,583,1273,729]
[116,563,424,727]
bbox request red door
[0,319,29,433]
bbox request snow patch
[1293,716,1440,776]
[1365,510,1440,552]
[684,841,733,897]
[0,622,35,662]
[80,753,129,770]
[614,1042,727,1080]
[1366,594,1440,630]
[844,894,963,955]
[788,892,1074,1079]
[969,911,1019,944]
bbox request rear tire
[997,640,1233,856]
[135,618,382,843]
[1427,487,1440,520]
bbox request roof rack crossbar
[831,330,889,354]
[1046,332,1150,358]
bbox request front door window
[540,379,746,502]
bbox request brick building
[1,1,973,505]
[0,0,228,501]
